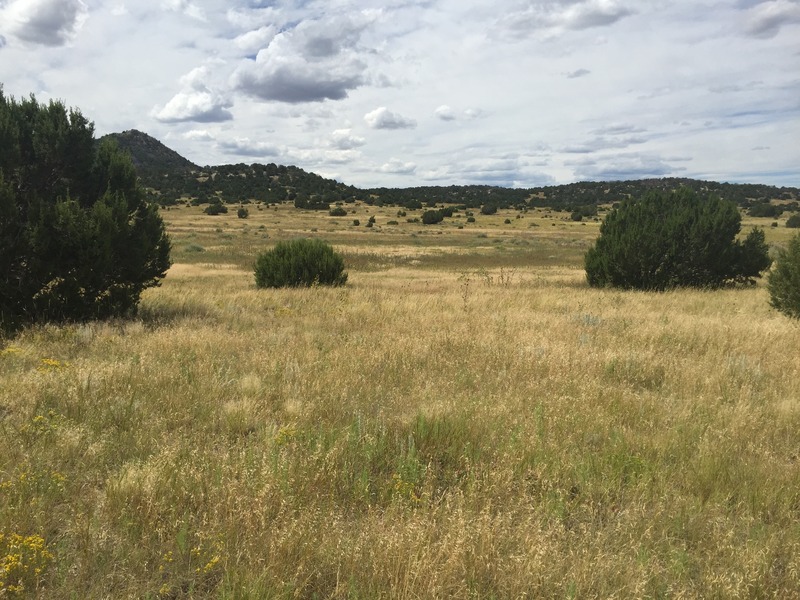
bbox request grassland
[1,202,799,598]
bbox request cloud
[153,66,234,123]
[233,25,278,55]
[162,0,205,22]
[743,0,800,38]
[562,135,647,153]
[558,0,634,30]
[218,137,280,157]
[230,15,372,103]
[566,68,591,78]
[380,158,417,174]
[569,153,682,180]
[365,107,417,129]
[435,105,456,121]
[1,0,87,46]
[183,129,215,141]
[500,0,634,36]
[330,128,366,150]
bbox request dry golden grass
[1,202,798,598]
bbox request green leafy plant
[786,214,800,228]
[254,239,347,288]
[204,201,228,215]
[329,206,348,217]
[237,207,249,219]
[0,90,170,332]
[422,210,444,225]
[585,188,771,290]
[768,234,800,319]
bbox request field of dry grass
[1,202,799,598]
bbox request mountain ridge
[105,129,799,210]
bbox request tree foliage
[421,209,444,225]
[0,90,170,332]
[768,234,800,319]
[254,239,347,289]
[585,188,771,290]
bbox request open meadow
[1,202,799,598]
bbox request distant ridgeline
[104,130,799,213]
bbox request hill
[108,130,799,211]
[102,130,198,176]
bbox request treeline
[106,130,799,211]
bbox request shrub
[422,210,444,225]
[466,216,476,223]
[237,207,249,219]
[748,202,782,218]
[0,90,170,332]
[352,219,360,226]
[570,211,583,222]
[768,234,800,319]
[204,201,228,215]
[585,188,772,290]
[786,214,800,228]
[329,206,348,217]
[254,239,347,288]
[480,204,498,215]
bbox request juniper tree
[0,89,170,332]
[585,188,771,290]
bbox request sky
[0,0,798,189]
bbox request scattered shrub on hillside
[368,216,376,225]
[570,211,583,222]
[422,210,444,225]
[466,216,476,223]
[504,218,512,224]
[204,201,228,215]
[768,234,800,319]
[480,204,498,215]
[254,239,347,288]
[0,90,170,332]
[329,206,348,217]
[585,188,772,290]
[237,207,249,219]
[748,202,783,218]
[352,219,360,226]
[786,214,800,228]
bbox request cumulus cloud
[234,25,278,55]
[183,129,215,141]
[569,153,681,180]
[153,66,234,123]
[218,137,280,157]
[743,0,800,38]
[231,15,373,103]
[330,128,366,150]
[1,0,87,46]
[162,0,205,22]
[365,107,417,129]
[566,68,591,78]
[500,0,634,36]
[380,158,417,174]
[435,105,456,121]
